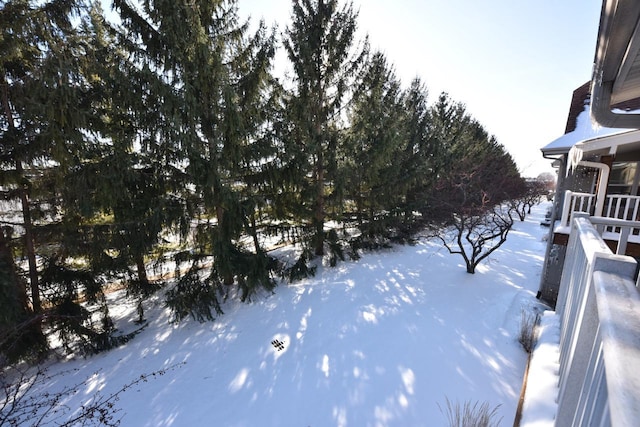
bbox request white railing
[559,191,597,228]
[603,194,640,221]
[554,214,640,427]
[590,216,640,255]
[559,191,640,232]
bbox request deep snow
[14,202,554,426]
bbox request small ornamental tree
[428,117,526,274]
[435,203,515,274]
[511,179,546,221]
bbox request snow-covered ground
[519,311,560,427]
[19,202,555,426]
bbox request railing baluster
[553,216,639,427]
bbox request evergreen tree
[113,0,278,320]
[0,0,88,315]
[0,226,47,362]
[59,8,193,322]
[0,0,136,358]
[283,0,368,256]
[0,0,112,357]
[343,51,406,244]
[398,78,439,219]
[428,93,471,177]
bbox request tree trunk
[0,227,29,311]
[216,205,234,285]
[249,212,261,255]
[135,253,149,286]
[3,77,41,313]
[314,150,325,256]
[15,163,41,313]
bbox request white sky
[237,0,604,178]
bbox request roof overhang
[591,0,640,128]
[572,128,640,157]
[540,107,635,158]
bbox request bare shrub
[439,397,503,427]
[0,362,183,426]
[518,310,539,354]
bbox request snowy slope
[27,203,552,427]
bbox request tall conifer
[343,52,405,240]
[113,0,278,319]
[283,0,368,256]
[0,0,129,356]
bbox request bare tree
[426,121,525,274]
[433,204,515,274]
[511,180,546,221]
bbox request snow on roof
[541,104,635,156]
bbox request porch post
[579,161,610,217]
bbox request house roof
[591,0,640,128]
[541,101,635,157]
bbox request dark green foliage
[0,0,120,359]
[399,78,440,215]
[165,269,223,323]
[283,0,368,256]
[326,229,345,267]
[38,258,134,355]
[344,52,406,224]
[0,0,530,361]
[234,250,280,302]
[113,0,279,308]
[0,229,47,361]
[285,249,318,282]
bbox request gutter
[591,80,640,128]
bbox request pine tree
[113,0,278,320]
[0,0,129,356]
[398,78,438,219]
[283,0,368,256]
[343,51,406,244]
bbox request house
[523,1,640,425]
[538,82,640,305]
[537,0,640,305]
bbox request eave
[591,0,640,128]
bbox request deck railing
[559,191,640,232]
[559,191,597,228]
[554,214,640,426]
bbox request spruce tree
[62,8,194,322]
[113,0,278,320]
[343,51,406,244]
[0,0,130,356]
[283,0,368,256]
[398,78,438,219]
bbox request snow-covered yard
[16,202,553,426]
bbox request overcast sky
[237,0,603,178]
